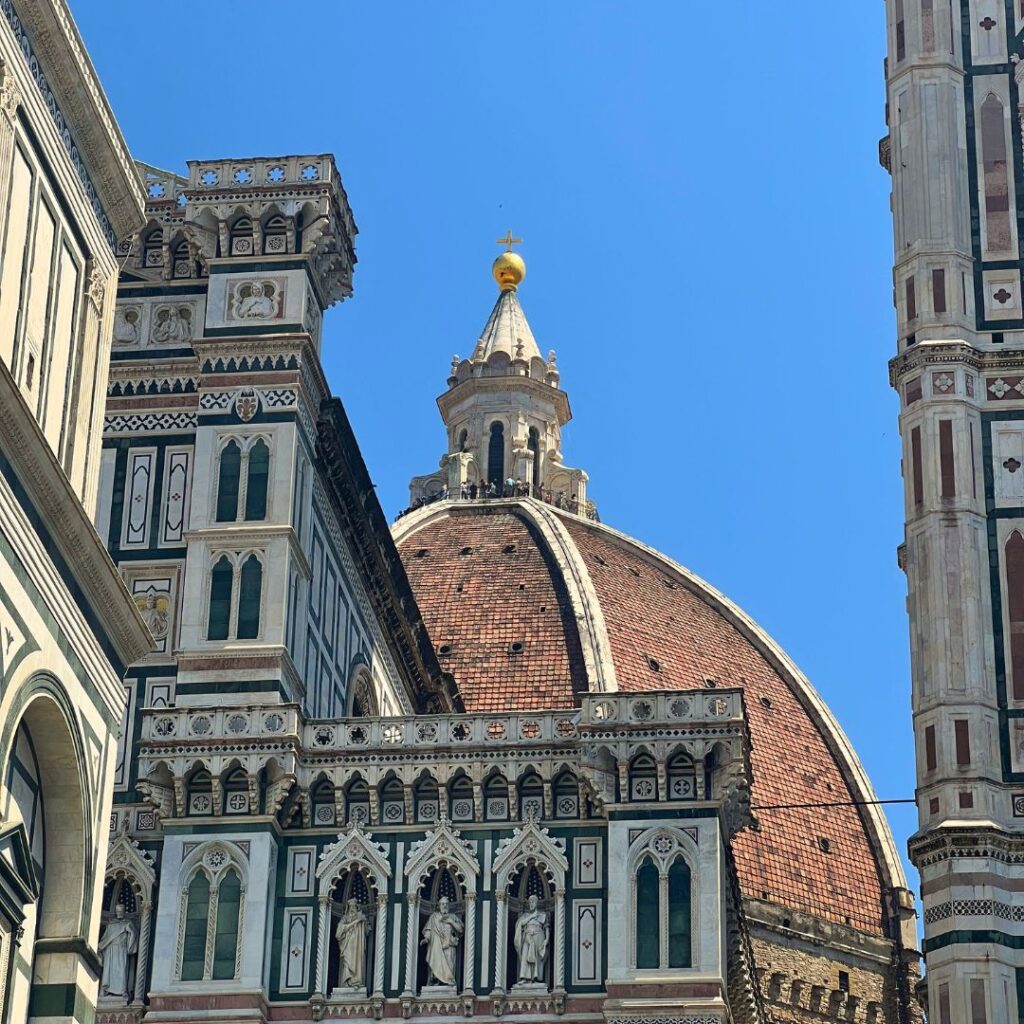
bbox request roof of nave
[393,497,908,939]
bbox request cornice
[0,364,152,667]
[908,822,1024,868]
[437,375,572,425]
[0,0,144,242]
[888,340,1024,387]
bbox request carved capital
[0,58,22,121]
[87,263,107,312]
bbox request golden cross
[496,230,523,252]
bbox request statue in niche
[151,305,192,343]
[98,903,137,1000]
[335,899,368,989]
[135,590,168,642]
[514,895,549,984]
[112,308,140,345]
[235,281,277,319]
[422,895,462,987]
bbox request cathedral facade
[0,2,951,1024]
[89,152,920,1024]
[883,2,1024,1020]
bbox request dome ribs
[396,511,587,713]
[559,517,889,937]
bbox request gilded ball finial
[493,230,525,291]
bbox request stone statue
[335,899,367,989]
[137,591,168,642]
[236,281,276,319]
[514,895,548,984]
[112,308,139,345]
[98,903,137,999]
[151,306,192,343]
[421,895,462,987]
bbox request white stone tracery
[314,821,392,998]
[491,817,568,996]
[403,817,480,997]
[626,826,697,972]
[174,841,248,983]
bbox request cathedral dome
[394,498,906,940]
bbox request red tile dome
[394,498,906,938]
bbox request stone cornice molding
[888,339,1024,387]
[437,375,571,425]
[908,822,1024,868]
[0,0,144,242]
[0,363,152,669]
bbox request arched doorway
[1,686,89,1017]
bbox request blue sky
[75,4,915,885]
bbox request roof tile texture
[396,503,888,937]
[559,516,887,936]
[397,509,587,712]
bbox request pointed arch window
[177,848,246,983]
[237,555,263,639]
[180,872,210,980]
[629,753,658,801]
[244,439,269,520]
[142,227,163,269]
[488,421,505,488]
[207,552,264,641]
[216,441,242,522]
[212,869,242,979]
[1006,531,1024,701]
[631,830,694,972]
[207,556,233,640]
[448,774,474,822]
[172,239,194,279]
[230,216,254,256]
[217,436,272,523]
[635,858,659,969]
[263,214,288,255]
[981,94,1013,254]
[667,859,692,967]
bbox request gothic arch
[103,827,157,1003]
[626,826,698,972]
[175,841,249,983]
[314,823,391,997]
[403,820,480,995]
[491,821,567,994]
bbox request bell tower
[408,238,590,510]
[883,1,1024,1018]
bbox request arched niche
[492,820,568,995]
[403,819,480,996]
[313,823,391,998]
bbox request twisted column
[462,893,476,995]
[554,889,565,991]
[404,894,420,995]
[492,892,507,994]
[374,893,388,996]
[314,895,331,995]
[134,901,152,1003]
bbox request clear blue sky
[75,3,915,887]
